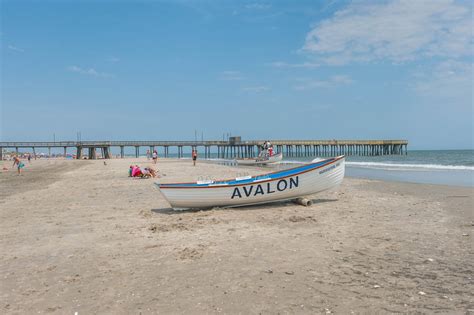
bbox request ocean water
[277,150,474,187]
[213,150,473,187]
[127,150,474,187]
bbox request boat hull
[156,156,345,210]
[236,152,283,165]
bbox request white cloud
[245,3,271,10]
[8,45,24,53]
[220,71,243,81]
[294,75,353,90]
[270,61,320,69]
[414,60,473,100]
[243,86,270,92]
[67,66,113,78]
[303,0,473,64]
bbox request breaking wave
[276,160,474,171]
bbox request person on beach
[141,167,151,177]
[146,167,157,178]
[268,146,273,157]
[192,149,197,166]
[128,165,159,178]
[141,167,158,178]
[146,149,150,160]
[152,150,158,164]
[12,156,25,175]
[27,154,31,163]
[130,165,143,178]
[131,165,142,177]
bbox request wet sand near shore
[0,158,473,314]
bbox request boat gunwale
[157,155,345,189]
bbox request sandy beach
[0,158,473,314]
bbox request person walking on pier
[268,146,274,157]
[192,149,198,166]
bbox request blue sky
[1,0,472,149]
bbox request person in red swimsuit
[268,146,273,157]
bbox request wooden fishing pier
[0,139,408,160]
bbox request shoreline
[202,157,474,188]
[345,168,474,188]
[2,156,472,189]
[1,158,473,313]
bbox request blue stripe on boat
[157,158,335,188]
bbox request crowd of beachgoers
[128,165,161,178]
[1,150,183,179]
